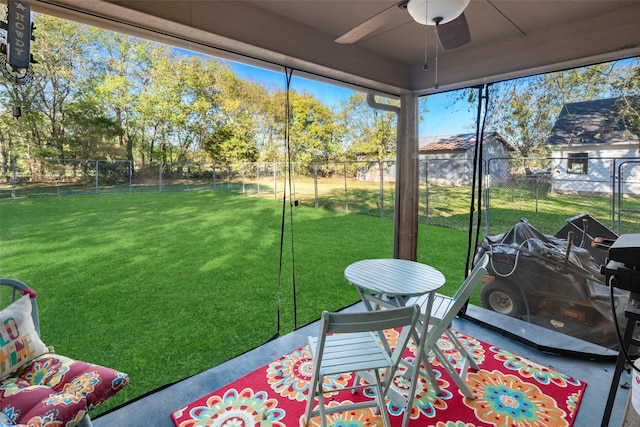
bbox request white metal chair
[406,252,490,404]
[303,305,420,427]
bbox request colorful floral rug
[171,329,586,427]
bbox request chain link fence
[2,156,639,236]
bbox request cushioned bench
[0,278,128,427]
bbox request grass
[4,175,639,234]
[1,185,637,416]
[0,191,471,415]
[231,178,639,235]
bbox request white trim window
[567,152,588,174]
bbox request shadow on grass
[0,191,425,415]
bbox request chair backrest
[451,252,491,303]
[0,278,40,336]
[322,305,419,334]
[317,305,420,365]
[422,252,490,346]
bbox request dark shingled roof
[419,133,480,152]
[419,132,505,153]
[547,96,640,146]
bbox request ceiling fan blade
[335,1,409,44]
[436,12,471,50]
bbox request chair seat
[0,353,129,427]
[408,293,454,322]
[309,332,393,376]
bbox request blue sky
[228,61,477,137]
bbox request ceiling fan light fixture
[407,0,470,25]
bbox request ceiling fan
[335,0,471,51]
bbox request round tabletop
[344,258,445,297]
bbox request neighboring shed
[418,132,510,186]
[547,96,640,195]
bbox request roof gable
[547,96,640,146]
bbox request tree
[63,98,124,160]
[339,93,397,161]
[2,8,637,172]
[202,123,258,163]
[0,81,41,171]
[611,58,640,141]
[21,15,91,159]
[86,28,155,164]
[200,65,265,164]
[285,91,339,165]
[485,63,616,165]
[136,46,192,164]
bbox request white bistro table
[345,258,445,311]
[344,258,446,427]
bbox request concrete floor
[622,397,640,427]
[93,304,633,427]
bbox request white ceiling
[30,1,640,97]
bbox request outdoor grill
[602,233,640,426]
[604,233,640,292]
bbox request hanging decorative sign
[0,0,36,84]
[7,0,31,69]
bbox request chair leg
[304,373,320,426]
[421,362,442,395]
[397,346,441,427]
[78,414,93,427]
[317,383,328,427]
[353,372,361,393]
[444,328,479,371]
[432,345,474,399]
[410,344,443,397]
[373,370,391,427]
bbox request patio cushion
[0,353,129,427]
[0,296,48,380]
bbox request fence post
[424,160,429,223]
[129,161,133,193]
[292,162,296,201]
[617,161,622,235]
[273,162,277,200]
[484,170,491,236]
[379,160,384,218]
[257,163,261,195]
[534,176,539,213]
[159,162,163,192]
[242,163,246,195]
[511,180,515,202]
[611,158,616,232]
[11,157,16,198]
[95,160,99,194]
[313,163,319,208]
[344,162,348,212]
[57,159,61,196]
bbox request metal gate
[614,159,640,235]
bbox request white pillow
[0,295,48,379]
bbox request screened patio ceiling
[28,0,640,258]
[29,1,640,95]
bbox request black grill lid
[608,233,640,266]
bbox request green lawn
[0,191,471,415]
[2,188,636,415]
